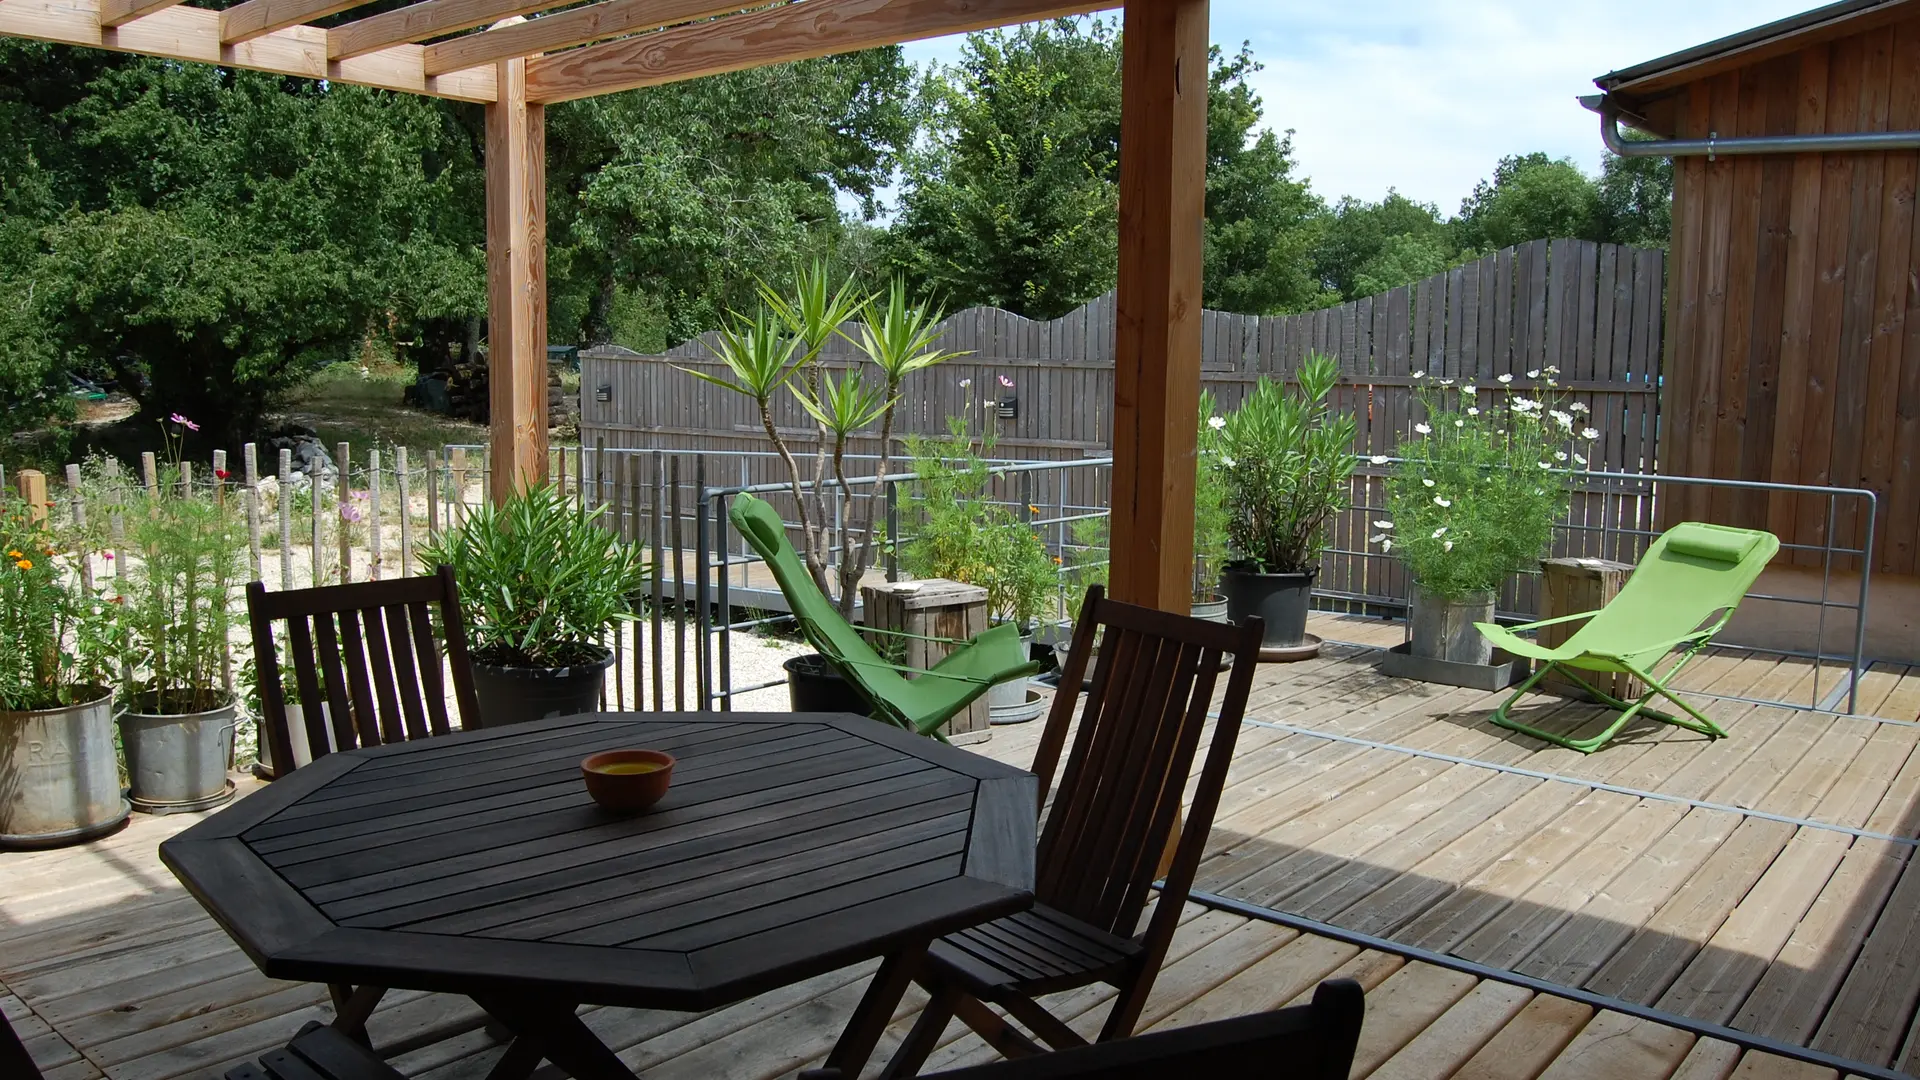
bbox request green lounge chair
[1476,521,1780,753]
[729,492,1041,738]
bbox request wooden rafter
[525,0,1111,104]
[328,0,566,62]
[97,0,182,29]
[422,0,748,78]
[221,0,364,43]
[0,0,496,100]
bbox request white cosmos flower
[1412,370,1426,378]
[1538,461,1553,469]
[1380,538,1393,552]
[1582,427,1600,440]
[1570,402,1589,414]
[1434,496,1451,508]
[1460,384,1477,396]
[1370,533,1389,544]
[1440,378,1455,387]
[1370,454,1390,464]
[1208,416,1226,430]
[1422,478,1436,488]
[1573,453,1587,465]
[1414,422,1431,435]
[1554,451,1568,461]
[1527,369,1541,378]
[1220,456,1236,468]
[1467,407,1480,416]
[1497,373,1513,384]
[1443,540,1453,552]
[1544,365,1561,375]
[1455,419,1465,428]
[1431,527,1448,539]
[958,378,972,388]
[1374,520,1394,529]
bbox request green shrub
[1215,353,1357,574]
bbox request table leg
[825,938,931,1077]
[474,995,636,1080]
[483,1037,545,1080]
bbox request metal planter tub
[0,689,130,849]
[119,694,239,814]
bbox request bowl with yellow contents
[580,749,676,813]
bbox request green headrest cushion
[1664,523,1764,564]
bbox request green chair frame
[1476,522,1780,754]
[729,492,1041,738]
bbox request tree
[1310,192,1453,300]
[548,51,915,347]
[888,19,1123,318]
[889,20,1328,318]
[1452,152,1602,253]
[1,47,486,441]
[1202,46,1328,314]
[1596,141,1673,248]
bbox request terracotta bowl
[581,749,676,813]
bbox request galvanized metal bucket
[0,689,130,850]
[985,632,1035,715]
[1408,582,1497,665]
[118,694,238,814]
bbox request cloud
[899,1,1811,212]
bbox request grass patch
[278,361,485,460]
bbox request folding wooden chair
[869,585,1265,1077]
[804,979,1363,1079]
[246,565,481,779]
[244,566,482,1044]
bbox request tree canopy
[0,17,1674,449]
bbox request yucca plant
[682,264,963,616]
[418,483,648,668]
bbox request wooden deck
[8,612,1920,1080]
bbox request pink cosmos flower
[169,413,200,432]
[997,375,1014,388]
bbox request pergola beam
[0,0,497,101]
[525,0,1110,104]
[422,0,749,78]
[328,0,563,62]
[221,0,361,43]
[1108,0,1207,612]
[97,0,180,29]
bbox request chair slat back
[1031,586,1264,940]
[247,566,479,777]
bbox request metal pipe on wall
[1593,97,1920,158]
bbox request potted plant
[1376,367,1588,666]
[1215,353,1357,650]
[900,420,1057,722]
[420,482,646,727]
[117,416,249,813]
[0,493,128,848]
[1192,391,1232,622]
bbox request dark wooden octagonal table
[160,712,1037,1079]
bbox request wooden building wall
[1650,14,1920,575]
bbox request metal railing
[464,444,1879,718]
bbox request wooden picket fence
[582,237,1669,615]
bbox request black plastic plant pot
[471,647,615,727]
[1221,564,1318,648]
[783,654,874,717]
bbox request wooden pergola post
[1109,0,1208,612]
[484,49,548,504]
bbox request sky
[892,0,1818,216]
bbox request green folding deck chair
[729,492,1041,739]
[1475,521,1780,754]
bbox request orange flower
[5,549,18,558]
[15,559,31,570]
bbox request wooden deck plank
[1449,994,1597,1080]
[1534,1010,1696,1080]
[1366,981,1535,1080]
[1346,961,1483,1079]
